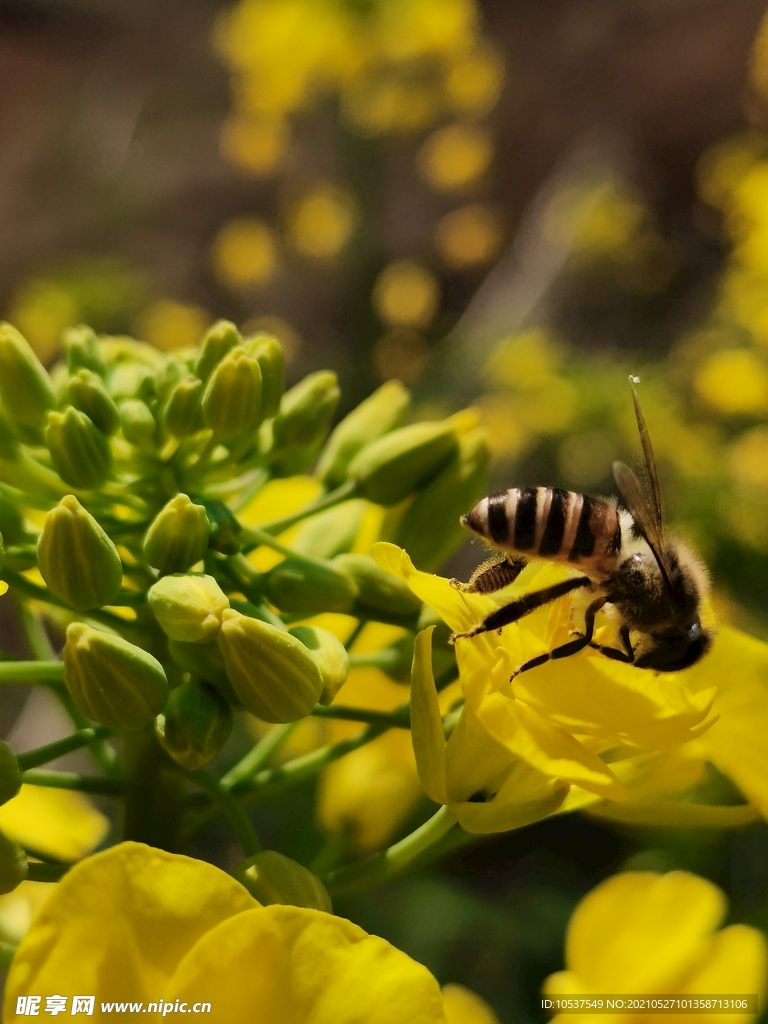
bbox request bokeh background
[4,1,768,1020]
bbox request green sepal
[316,380,411,488]
[233,851,332,912]
[289,625,349,705]
[63,324,106,376]
[217,609,323,723]
[333,553,422,617]
[265,557,358,614]
[244,333,284,419]
[271,371,340,451]
[0,741,21,806]
[155,678,232,771]
[143,494,210,574]
[63,622,169,731]
[0,831,27,895]
[148,573,230,643]
[119,399,156,446]
[37,495,123,610]
[347,420,459,506]
[45,407,112,489]
[202,347,263,437]
[0,322,55,429]
[194,319,240,382]
[163,376,204,438]
[67,369,121,436]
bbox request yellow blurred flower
[693,349,768,415]
[212,217,278,288]
[544,871,766,1024]
[0,881,54,946]
[418,123,493,192]
[373,329,431,384]
[372,260,440,328]
[5,842,450,1023]
[287,183,356,259]
[435,203,502,269]
[0,785,108,863]
[219,113,289,175]
[7,279,78,363]
[135,299,210,352]
[445,44,504,117]
[442,983,500,1024]
[728,426,768,487]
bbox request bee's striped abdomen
[463,487,622,578]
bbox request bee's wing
[629,377,664,531]
[612,460,673,586]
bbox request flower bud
[271,371,340,451]
[155,678,232,771]
[316,380,411,488]
[0,831,27,895]
[194,319,240,382]
[0,741,21,806]
[167,638,229,686]
[392,428,490,570]
[63,622,169,731]
[233,851,332,912]
[0,409,19,459]
[195,497,241,555]
[163,376,204,438]
[143,494,210,574]
[265,557,358,614]
[217,609,323,722]
[45,408,112,489]
[244,333,284,419]
[292,500,365,560]
[119,399,156,446]
[148,573,230,643]
[347,420,459,506]
[67,369,121,436]
[0,323,56,429]
[63,324,106,376]
[202,347,263,437]
[38,495,123,610]
[333,553,422,617]
[288,625,349,705]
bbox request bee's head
[635,620,713,672]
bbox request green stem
[311,705,410,728]
[0,660,64,685]
[187,770,261,858]
[348,649,404,671]
[26,861,70,882]
[323,805,457,899]
[21,769,124,796]
[241,480,358,546]
[16,727,115,771]
[4,569,128,630]
[221,722,299,792]
[344,619,366,650]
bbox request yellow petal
[565,871,726,992]
[452,779,567,834]
[677,924,767,1024]
[4,842,257,1010]
[241,476,322,571]
[0,785,108,861]
[586,802,760,828]
[442,983,500,1024]
[166,904,449,1024]
[410,627,448,805]
[0,581,7,596]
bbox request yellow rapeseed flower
[0,786,108,862]
[544,871,766,1024]
[5,842,450,1023]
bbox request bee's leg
[451,555,527,595]
[451,576,591,642]
[588,625,635,664]
[512,596,606,677]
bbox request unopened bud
[392,428,490,570]
[265,557,358,614]
[119,399,156,446]
[316,380,411,488]
[0,831,27,895]
[202,347,262,437]
[217,609,323,722]
[271,371,340,451]
[155,678,232,771]
[0,410,19,459]
[347,420,458,506]
[234,851,332,912]
[244,333,284,419]
[288,625,349,705]
[163,376,204,438]
[332,553,422,617]
[148,573,230,643]
[45,408,112,489]
[0,323,55,429]
[67,369,121,436]
[0,741,21,806]
[63,324,106,376]
[143,494,210,574]
[292,500,365,560]
[197,498,242,555]
[194,319,240,382]
[38,495,123,610]
[63,622,169,731]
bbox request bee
[451,379,713,675]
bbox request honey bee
[451,379,713,675]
